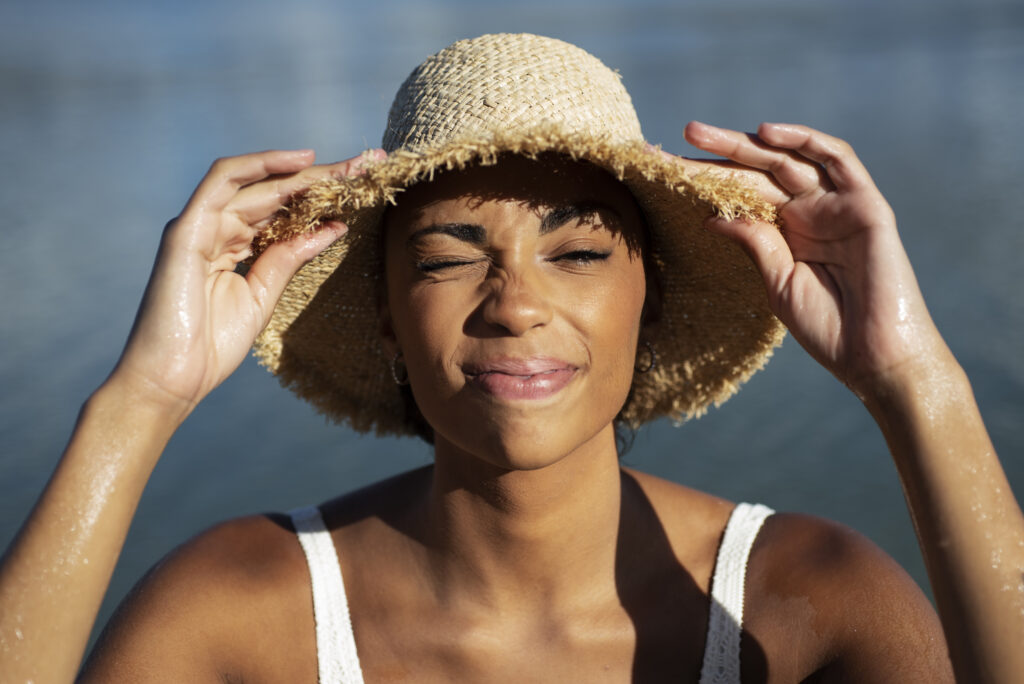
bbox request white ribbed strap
[290,506,365,684]
[698,502,774,684]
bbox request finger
[645,143,715,175]
[184,149,317,218]
[245,220,349,324]
[646,143,791,205]
[684,121,829,197]
[226,150,385,226]
[705,216,795,296]
[214,151,383,268]
[755,123,873,192]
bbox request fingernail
[704,214,730,229]
[319,220,348,235]
[684,121,713,142]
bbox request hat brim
[252,125,787,437]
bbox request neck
[424,424,623,614]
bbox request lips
[464,357,577,401]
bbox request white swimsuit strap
[290,505,365,684]
[698,502,775,684]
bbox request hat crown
[383,33,643,152]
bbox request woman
[2,33,1021,683]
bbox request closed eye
[416,258,484,273]
[416,250,610,272]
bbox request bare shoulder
[744,512,954,683]
[621,471,952,681]
[81,469,433,683]
[80,513,317,683]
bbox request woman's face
[382,154,650,469]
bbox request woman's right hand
[0,148,383,684]
[111,149,380,420]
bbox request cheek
[388,280,469,390]
[565,263,647,383]
[385,245,445,347]
[601,269,646,336]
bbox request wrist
[855,350,981,464]
[852,344,967,415]
[89,369,195,439]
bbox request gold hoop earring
[635,340,657,374]
[390,351,410,386]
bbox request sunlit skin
[381,154,650,471]
[0,123,1020,683]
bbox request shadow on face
[384,152,649,261]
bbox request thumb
[245,221,348,324]
[706,216,794,296]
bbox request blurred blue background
[1,0,1022,646]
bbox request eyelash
[416,258,481,273]
[553,249,611,265]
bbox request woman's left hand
[678,123,1024,684]
[676,121,952,397]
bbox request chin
[433,409,619,473]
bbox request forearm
[863,356,1024,684]
[0,377,185,683]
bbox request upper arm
[744,513,953,684]
[78,514,316,683]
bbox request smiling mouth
[464,359,577,401]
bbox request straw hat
[252,33,786,437]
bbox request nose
[480,269,554,336]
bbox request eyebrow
[406,201,620,247]
[406,222,486,247]
[539,201,618,235]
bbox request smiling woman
[381,154,650,460]
[1,33,1022,684]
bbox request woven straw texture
[252,33,786,437]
